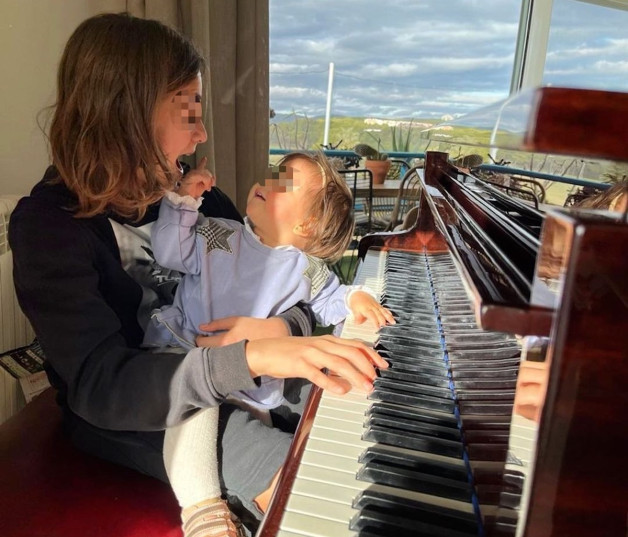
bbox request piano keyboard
[271,249,522,537]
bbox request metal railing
[269,149,610,192]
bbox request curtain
[127,0,269,214]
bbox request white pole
[323,62,335,147]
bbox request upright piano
[257,87,628,537]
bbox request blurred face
[246,157,323,248]
[154,73,208,169]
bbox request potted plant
[353,142,391,184]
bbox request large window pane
[270,0,520,151]
[544,0,628,92]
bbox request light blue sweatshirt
[143,193,354,408]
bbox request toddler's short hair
[278,152,354,263]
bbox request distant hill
[269,115,436,153]
[269,114,620,207]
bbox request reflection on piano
[257,87,628,537]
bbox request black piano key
[384,351,448,366]
[466,442,509,461]
[450,359,520,370]
[458,400,513,415]
[454,379,517,390]
[369,385,455,413]
[358,446,468,481]
[475,476,524,507]
[487,518,518,537]
[377,337,443,352]
[379,324,441,338]
[367,401,459,428]
[473,467,525,488]
[499,489,523,509]
[356,460,473,502]
[377,369,453,393]
[386,362,450,384]
[352,489,479,531]
[439,316,478,327]
[455,389,517,401]
[362,424,463,458]
[452,366,519,379]
[365,413,461,442]
[461,415,512,431]
[448,347,521,360]
[373,377,453,400]
[366,391,453,412]
[476,476,525,506]
[375,344,444,361]
[350,504,478,537]
[446,332,518,344]
[463,429,511,444]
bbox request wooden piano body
[258,87,628,537]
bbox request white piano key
[290,478,358,509]
[310,415,367,437]
[300,448,359,475]
[303,437,365,461]
[317,397,368,416]
[284,493,354,524]
[279,510,356,537]
[276,531,315,537]
[308,423,373,450]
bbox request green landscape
[270,114,627,207]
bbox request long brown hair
[49,13,205,220]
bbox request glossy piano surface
[358,152,553,337]
[521,211,628,537]
[421,86,628,162]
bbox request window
[269,0,521,151]
[544,0,628,92]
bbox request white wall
[0,0,126,196]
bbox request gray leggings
[64,378,311,525]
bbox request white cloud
[269,0,628,118]
[355,63,419,78]
[270,63,325,73]
[271,85,326,99]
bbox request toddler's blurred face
[246,157,322,248]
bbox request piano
[257,87,628,537]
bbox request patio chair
[370,159,412,230]
[387,166,424,230]
[332,169,374,283]
[386,158,411,181]
[339,168,373,236]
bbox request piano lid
[421,86,628,162]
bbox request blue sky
[269,0,628,119]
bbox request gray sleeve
[161,340,261,428]
[276,302,315,337]
[65,336,259,432]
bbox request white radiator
[0,196,38,423]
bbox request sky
[269,0,628,120]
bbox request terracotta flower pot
[365,160,391,184]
